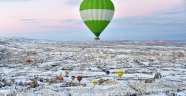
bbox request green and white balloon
[80,0,115,40]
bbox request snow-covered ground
[0,38,186,96]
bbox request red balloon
[77,76,83,82]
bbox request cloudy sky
[0,0,185,40]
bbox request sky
[0,0,186,41]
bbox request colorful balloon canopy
[117,69,124,78]
[80,0,115,40]
[92,80,97,86]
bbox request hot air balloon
[117,69,124,78]
[77,76,83,85]
[65,71,69,77]
[71,76,75,81]
[92,80,97,86]
[105,70,110,75]
[80,0,115,40]
[55,76,64,81]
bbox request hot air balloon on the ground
[77,76,83,85]
[92,80,97,86]
[117,69,124,78]
[65,71,69,77]
[80,0,115,40]
[55,76,64,81]
[105,70,110,75]
[71,76,75,81]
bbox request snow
[177,90,186,96]
[0,90,16,96]
[145,93,166,96]
[0,38,186,95]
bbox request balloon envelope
[77,76,83,82]
[117,70,124,77]
[80,0,115,38]
[105,71,110,75]
[92,80,97,86]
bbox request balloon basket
[95,37,100,40]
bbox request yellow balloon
[92,80,97,86]
[117,69,124,77]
